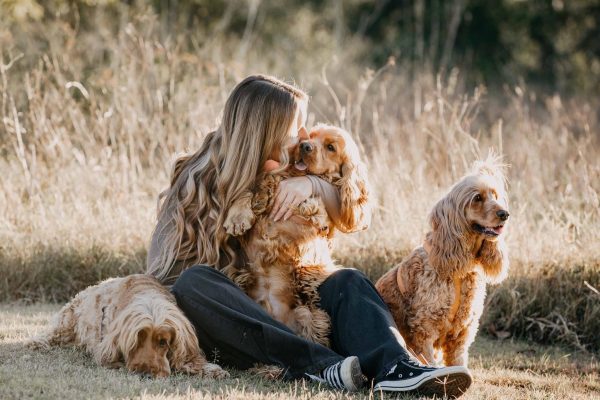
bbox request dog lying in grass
[223,124,370,346]
[376,157,510,367]
[27,274,228,379]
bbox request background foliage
[3,0,600,93]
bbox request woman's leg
[318,268,473,397]
[317,268,410,380]
[171,265,343,379]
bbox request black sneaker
[305,356,365,391]
[373,359,472,398]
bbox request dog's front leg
[420,338,437,366]
[442,328,470,367]
[223,191,256,236]
[408,331,438,366]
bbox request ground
[0,304,597,400]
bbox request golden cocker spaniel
[376,157,510,367]
[223,124,370,346]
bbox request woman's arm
[307,175,371,233]
[306,175,341,225]
[266,159,371,232]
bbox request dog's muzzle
[300,142,313,154]
[472,223,505,237]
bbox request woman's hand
[270,176,313,221]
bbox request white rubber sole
[373,366,472,398]
[340,356,364,391]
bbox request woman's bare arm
[307,175,371,233]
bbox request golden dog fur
[223,124,370,346]
[27,274,228,379]
[376,158,509,367]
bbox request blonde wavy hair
[148,75,308,282]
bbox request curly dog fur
[223,124,370,346]
[376,157,510,367]
[27,274,228,379]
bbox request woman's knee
[172,264,245,307]
[322,268,370,291]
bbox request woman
[147,75,472,396]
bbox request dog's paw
[223,209,255,236]
[310,215,330,237]
[296,198,320,217]
[315,223,330,237]
[202,363,229,379]
[248,364,285,380]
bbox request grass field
[1,304,598,400]
[1,21,599,350]
[1,5,599,398]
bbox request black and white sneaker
[305,356,365,391]
[373,359,472,398]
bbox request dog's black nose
[496,210,509,221]
[300,142,313,153]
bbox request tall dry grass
[1,10,599,350]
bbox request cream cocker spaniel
[27,274,229,379]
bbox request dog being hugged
[223,124,371,346]
[27,274,228,379]
[376,157,510,367]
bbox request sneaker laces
[405,358,425,368]
[398,357,438,372]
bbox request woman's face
[270,101,308,162]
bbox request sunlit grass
[1,304,597,400]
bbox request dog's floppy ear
[95,329,124,368]
[337,156,371,232]
[165,315,207,374]
[479,237,510,283]
[427,195,470,280]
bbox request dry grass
[1,303,598,400]
[1,8,599,351]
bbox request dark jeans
[171,265,410,380]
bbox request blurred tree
[1,0,599,93]
[344,0,600,92]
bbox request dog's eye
[158,339,168,348]
[327,144,335,152]
[474,194,483,202]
